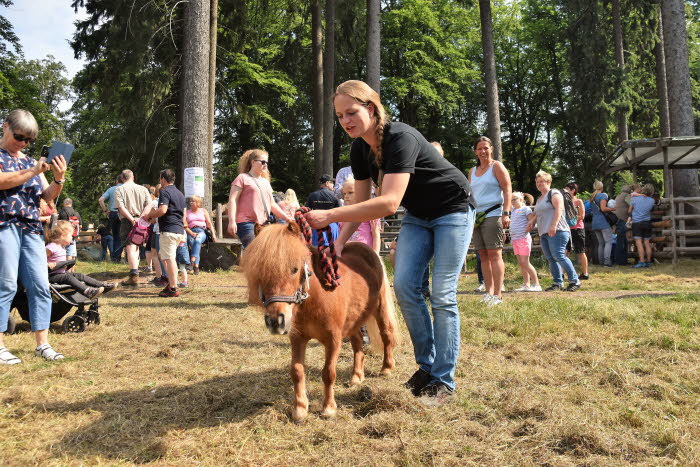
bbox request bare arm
[549,193,564,236]
[576,198,585,221]
[0,157,46,190]
[40,156,67,201]
[493,161,512,228]
[371,220,381,254]
[98,196,108,213]
[227,186,242,235]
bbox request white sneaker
[479,293,493,303]
[514,284,530,292]
[527,285,543,292]
[488,296,503,306]
[475,283,486,292]
[501,284,506,292]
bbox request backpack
[547,189,578,227]
[69,215,81,237]
[127,218,150,246]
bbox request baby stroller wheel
[63,315,86,333]
[87,309,101,325]
[5,314,16,335]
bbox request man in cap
[306,174,340,245]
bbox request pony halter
[294,207,341,289]
[259,262,311,307]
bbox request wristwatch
[502,211,511,217]
[53,179,65,185]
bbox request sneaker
[159,286,180,297]
[528,285,542,292]
[193,265,200,275]
[633,262,646,268]
[103,282,119,293]
[185,265,194,272]
[83,286,104,299]
[178,282,188,288]
[35,344,64,361]
[0,347,21,365]
[644,262,652,268]
[151,276,168,287]
[501,284,506,292]
[514,284,530,292]
[545,284,563,291]
[479,293,493,303]
[487,296,503,306]
[404,368,432,396]
[564,281,581,292]
[474,283,485,292]
[420,383,455,407]
[579,274,589,280]
[143,266,154,274]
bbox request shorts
[632,221,652,240]
[512,236,532,256]
[65,240,77,257]
[568,228,586,253]
[159,232,187,261]
[472,215,504,251]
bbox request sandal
[35,344,64,361]
[0,347,22,365]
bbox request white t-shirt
[510,206,532,240]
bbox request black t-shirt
[58,206,81,224]
[158,185,186,234]
[306,187,340,210]
[350,122,473,220]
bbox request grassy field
[1,257,699,465]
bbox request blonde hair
[512,191,524,202]
[46,220,74,242]
[641,183,655,197]
[238,149,271,181]
[341,177,356,192]
[189,195,203,209]
[535,170,552,183]
[593,180,604,191]
[284,189,299,206]
[334,80,388,188]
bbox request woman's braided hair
[334,80,388,190]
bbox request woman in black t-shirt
[305,80,475,404]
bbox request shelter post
[663,147,678,266]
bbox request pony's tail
[366,257,401,354]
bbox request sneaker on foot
[514,284,530,292]
[487,296,503,306]
[474,283,485,293]
[479,293,493,303]
[193,265,200,275]
[35,344,64,361]
[644,262,652,268]
[84,286,104,299]
[103,282,119,293]
[404,368,432,397]
[151,276,168,287]
[564,281,581,292]
[177,282,188,288]
[159,286,180,297]
[0,347,21,365]
[633,262,646,268]
[579,274,589,280]
[545,284,563,291]
[528,285,542,292]
[420,383,455,407]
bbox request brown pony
[242,222,400,423]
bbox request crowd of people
[0,90,665,410]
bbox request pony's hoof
[292,407,308,424]
[350,375,364,386]
[320,407,337,419]
[379,368,393,376]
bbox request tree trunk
[322,0,336,177]
[612,0,628,143]
[312,0,324,181]
[655,11,670,138]
[366,0,380,93]
[180,0,211,199]
[206,0,218,211]
[478,0,502,161]
[662,0,700,199]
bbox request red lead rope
[294,207,341,289]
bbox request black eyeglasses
[254,159,269,165]
[13,133,35,144]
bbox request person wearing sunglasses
[0,109,68,364]
[227,149,293,248]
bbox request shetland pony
[242,222,400,423]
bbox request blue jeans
[176,244,191,266]
[237,222,256,248]
[187,227,207,265]
[0,225,52,332]
[109,210,123,261]
[101,234,113,260]
[614,219,628,265]
[394,209,475,391]
[540,230,579,285]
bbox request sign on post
[184,167,205,198]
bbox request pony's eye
[291,267,299,274]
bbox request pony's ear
[287,221,300,237]
[253,223,264,237]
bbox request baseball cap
[319,174,335,184]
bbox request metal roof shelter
[600,137,700,265]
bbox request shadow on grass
[32,369,291,462]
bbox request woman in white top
[467,136,512,306]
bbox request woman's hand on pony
[303,209,333,229]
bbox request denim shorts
[632,221,652,240]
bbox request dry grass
[1,259,699,465]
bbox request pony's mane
[241,223,310,301]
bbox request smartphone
[41,145,50,158]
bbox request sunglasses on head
[13,133,35,144]
[254,159,268,165]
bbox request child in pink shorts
[510,192,541,292]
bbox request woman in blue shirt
[628,183,656,268]
[0,109,68,364]
[590,180,616,267]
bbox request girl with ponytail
[304,80,476,405]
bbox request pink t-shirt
[186,208,207,228]
[46,242,67,273]
[341,219,379,249]
[231,174,275,224]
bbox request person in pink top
[226,149,293,248]
[184,195,217,274]
[339,178,380,254]
[564,183,588,280]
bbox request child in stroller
[46,221,117,298]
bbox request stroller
[5,261,102,334]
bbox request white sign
[184,167,205,198]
